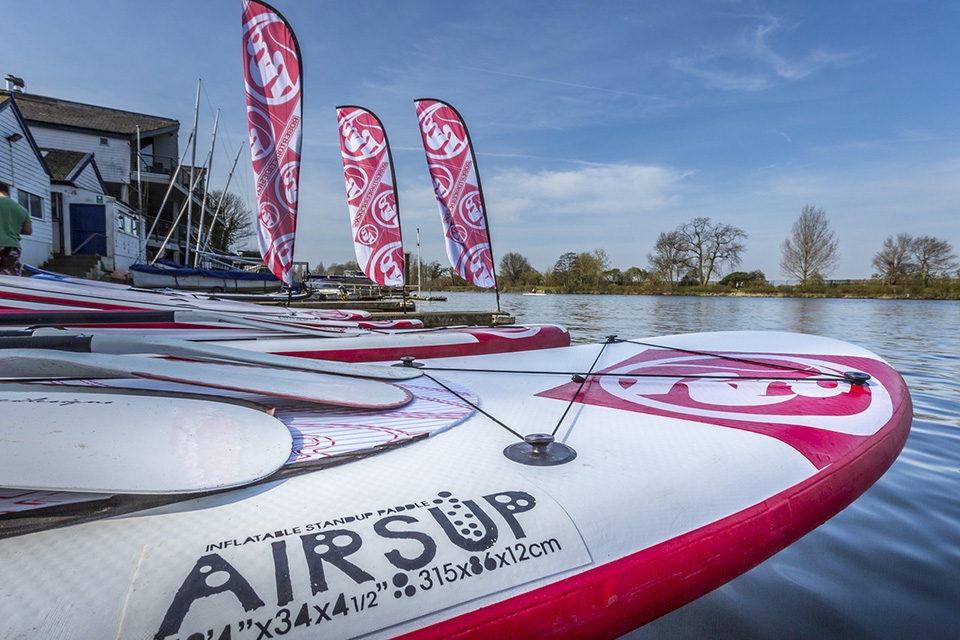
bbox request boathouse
[0,77,204,277]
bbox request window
[100,137,109,146]
[117,215,126,232]
[17,189,43,220]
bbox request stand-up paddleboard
[0,388,292,494]
[3,274,418,329]
[194,324,572,362]
[0,331,911,639]
[0,313,572,361]
[0,349,413,409]
[0,275,572,357]
[0,273,373,321]
[4,330,423,381]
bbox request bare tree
[327,260,360,275]
[779,205,840,284]
[911,235,957,286]
[647,230,687,286]
[871,234,914,284]
[204,191,255,254]
[675,217,747,285]
[423,260,445,281]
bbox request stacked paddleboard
[0,273,572,359]
[0,330,911,639]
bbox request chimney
[5,75,25,92]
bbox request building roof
[42,148,107,193]
[0,90,179,137]
[42,148,88,181]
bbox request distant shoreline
[428,284,960,301]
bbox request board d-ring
[504,433,577,466]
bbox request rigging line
[198,82,244,176]
[619,338,839,377]
[200,82,219,123]
[411,366,847,383]
[549,338,612,438]
[420,371,524,440]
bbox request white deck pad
[25,329,423,381]
[0,389,292,494]
[0,375,477,511]
[0,349,413,409]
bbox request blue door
[69,204,107,255]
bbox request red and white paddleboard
[193,324,572,362]
[0,274,570,357]
[0,331,911,639]
[0,274,373,322]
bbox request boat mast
[150,170,206,264]
[199,145,243,257]
[185,78,200,266]
[193,108,219,267]
[136,125,143,262]
[143,132,193,264]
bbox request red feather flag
[241,0,302,285]
[414,99,497,289]
[336,106,404,287]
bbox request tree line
[217,194,958,295]
[492,205,958,294]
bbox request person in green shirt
[0,181,33,276]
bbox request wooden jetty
[259,298,513,328]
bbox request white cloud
[673,14,856,91]
[748,19,855,80]
[488,164,692,222]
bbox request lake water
[433,292,960,639]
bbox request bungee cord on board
[399,335,873,462]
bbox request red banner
[242,0,302,285]
[336,106,404,287]
[414,99,496,289]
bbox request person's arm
[21,221,32,236]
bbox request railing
[137,153,177,176]
[136,154,206,194]
[72,232,108,255]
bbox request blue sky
[3,0,958,279]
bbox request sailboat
[129,93,285,293]
[128,258,283,292]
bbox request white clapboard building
[1,77,204,277]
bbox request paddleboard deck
[0,273,369,318]
[0,349,414,409]
[0,388,293,494]
[0,331,911,640]
[195,324,572,362]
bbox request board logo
[538,349,894,468]
[138,484,590,640]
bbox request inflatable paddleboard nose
[504,433,577,466]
